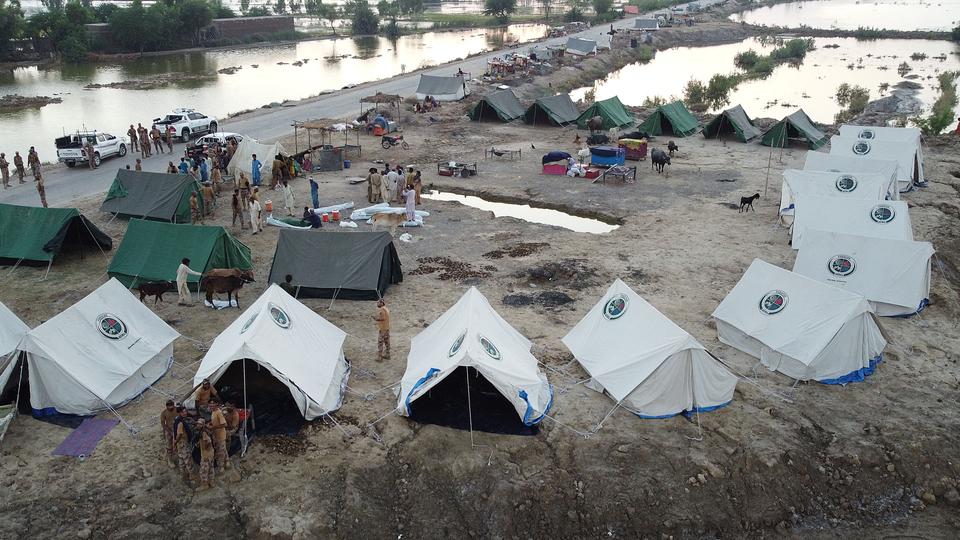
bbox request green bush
[563,7,586,22]
[834,83,870,123]
[59,33,88,63]
[953,26,960,42]
[913,72,958,134]
[733,50,759,70]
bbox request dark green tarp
[524,94,581,126]
[576,96,635,130]
[702,105,762,142]
[468,89,526,122]
[100,169,203,223]
[638,101,700,137]
[761,109,828,149]
[108,219,251,289]
[268,230,402,300]
[0,203,112,266]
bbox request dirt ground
[2,20,960,540]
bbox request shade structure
[565,37,597,56]
[791,194,912,249]
[634,18,659,30]
[468,89,526,122]
[0,203,112,266]
[702,105,761,142]
[828,136,923,193]
[778,169,898,224]
[524,93,580,126]
[397,287,553,426]
[193,284,350,420]
[712,259,886,385]
[108,219,252,289]
[13,278,180,415]
[268,230,402,300]
[562,279,736,419]
[838,125,924,186]
[415,74,467,101]
[100,169,203,223]
[226,138,288,181]
[638,101,701,137]
[760,109,827,149]
[793,231,934,317]
[576,96,635,130]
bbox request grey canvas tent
[468,89,526,122]
[415,74,468,101]
[268,230,402,300]
[761,109,828,149]
[635,18,659,30]
[100,169,203,223]
[524,94,581,126]
[703,105,762,142]
[565,37,597,56]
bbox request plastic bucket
[321,213,330,222]
[373,125,385,136]
[343,160,351,169]
[264,200,273,212]
[331,210,340,221]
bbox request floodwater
[731,0,960,32]
[0,24,546,155]
[423,190,620,234]
[571,36,960,125]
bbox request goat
[739,193,760,213]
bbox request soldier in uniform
[0,152,9,188]
[151,125,164,155]
[127,125,140,156]
[13,151,24,183]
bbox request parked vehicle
[381,134,409,150]
[193,132,243,148]
[55,131,126,168]
[153,108,218,143]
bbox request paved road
[0,1,721,208]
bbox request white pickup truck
[153,108,219,143]
[55,131,127,168]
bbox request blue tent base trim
[887,298,930,319]
[632,400,732,420]
[520,385,554,426]
[31,408,89,429]
[818,353,883,385]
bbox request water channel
[732,0,960,32]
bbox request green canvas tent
[100,169,203,223]
[576,96,635,130]
[702,105,762,142]
[761,109,828,149]
[108,219,251,289]
[638,101,700,137]
[524,93,581,126]
[468,89,526,122]
[0,203,112,266]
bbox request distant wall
[204,16,296,41]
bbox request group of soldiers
[0,146,46,207]
[127,123,176,161]
[161,379,240,491]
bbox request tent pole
[14,354,25,417]
[465,367,475,448]
[242,359,249,457]
[40,260,52,281]
[594,401,620,432]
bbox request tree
[376,0,396,17]
[273,0,287,14]
[347,0,378,35]
[239,0,250,14]
[210,0,236,18]
[397,0,423,16]
[247,6,270,16]
[26,0,91,62]
[312,2,340,34]
[592,0,612,17]
[953,25,960,42]
[0,0,25,60]
[109,0,150,52]
[537,0,552,21]
[178,0,212,46]
[289,0,302,13]
[483,0,516,23]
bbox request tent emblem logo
[448,331,466,357]
[858,129,875,140]
[870,204,896,223]
[97,313,127,339]
[603,294,628,320]
[828,255,856,277]
[268,303,290,328]
[759,290,788,315]
[240,312,258,334]
[835,175,857,192]
[478,335,501,360]
[852,140,872,155]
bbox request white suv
[153,108,219,143]
[55,131,127,168]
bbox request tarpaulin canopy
[524,93,581,126]
[712,259,887,385]
[565,37,597,56]
[468,89,526,122]
[415,74,467,101]
[576,96,635,130]
[226,138,288,180]
[563,279,736,419]
[0,203,112,266]
[634,18,659,30]
[268,230,402,300]
[702,105,761,142]
[194,284,349,420]
[107,219,252,289]
[100,169,202,223]
[638,101,700,137]
[760,109,827,149]
[360,92,402,105]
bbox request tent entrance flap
[216,359,305,437]
[408,366,539,436]
[0,354,31,415]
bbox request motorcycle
[381,134,410,150]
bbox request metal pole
[465,368,475,448]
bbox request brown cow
[137,281,175,305]
[201,269,254,308]
[586,115,604,133]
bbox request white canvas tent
[226,138,288,180]
[397,287,553,426]
[565,37,598,56]
[12,278,179,415]
[778,169,898,225]
[0,301,29,395]
[414,74,468,101]
[838,125,924,183]
[803,152,899,188]
[791,194,912,249]
[193,284,349,420]
[794,231,934,317]
[829,136,922,193]
[712,259,887,384]
[562,279,736,418]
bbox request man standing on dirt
[176,257,202,305]
[196,419,215,491]
[208,400,230,470]
[33,165,47,208]
[27,147,39,178]
[84,140,96,169]
[373,299,391,361]
[366,167,380,203]
[160,399,177,466]
[166,125,176,153]
[127,124,140,157]
[173,406,194,482]
[0,153,9,188]
[151,125,164,155]
[251,153,262,187]
[137,123,150,157]
[13,151,24,183]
